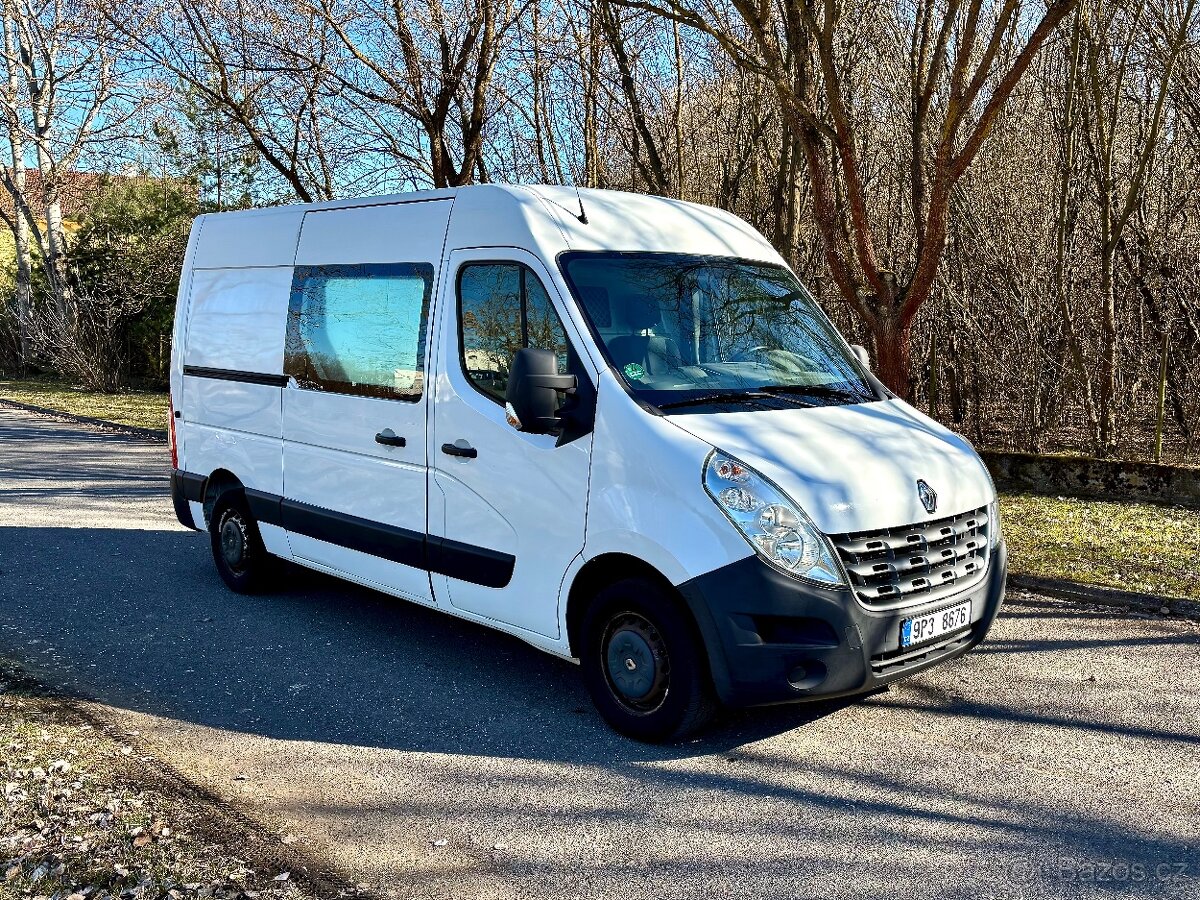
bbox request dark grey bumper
[677,541,1008,707]
[170,469,205,531]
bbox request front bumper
[677,540,1008,707]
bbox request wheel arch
[565,553,701,659]
[200,468,244,526]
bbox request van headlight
[988,498,1002,548]
[703,451,845,586]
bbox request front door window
[458,262,569,405]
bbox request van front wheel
[209,492,273,594]
[581,578,716,742]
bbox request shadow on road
[0,523,863,762]
[2,521,1198,761]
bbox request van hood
[666,399,993,535]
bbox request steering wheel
[731,345,822,373]
[730,345,772,364]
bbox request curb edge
[1008,574,1200,621]
[0,397,168,442]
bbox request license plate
[901,600,972,648]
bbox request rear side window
[458,263,569,404]
[285,263,433,400]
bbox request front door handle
[375,430,406,447]
[441,441,478,459]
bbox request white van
[168,185,1006,741]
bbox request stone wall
[982,450,1200,508]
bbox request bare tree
[295,0,525,188]
[596,1,672,194]
[1076,0,1196,453]
[110,0,345,202]
[0,0,129,317]
[0,3,33,369]
[608,0,1075,397]
[0,0,1195,463]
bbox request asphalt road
[1,403,1198,899]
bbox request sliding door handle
[375,430,406,447]
[441,441,478,459]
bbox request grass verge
[0,665,325,900]
[0,376,168,432]
[1000,492,1200,601]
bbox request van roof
[190,184,783,270]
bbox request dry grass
[0,667,316,900]
[0,376,168,432]
[1000,492,1200,601]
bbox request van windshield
[559,251,877,412]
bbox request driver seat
[607,296,683,376]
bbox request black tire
[580,577,716,742]
[208,490,274,594]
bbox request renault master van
[168,185,1007,741]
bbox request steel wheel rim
[220,511,249,572]
[602,612,670,714]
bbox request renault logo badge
[917,479,938,514]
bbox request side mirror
[505,348,576,434]
[850,344,871,370]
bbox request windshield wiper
[656,391,775,411]
[759,383,858,403]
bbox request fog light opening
[787,660,827,691]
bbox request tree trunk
[582,0,601,188]
[1097,244,1118,454]
[872,318,913,398]
[3,6,31,368]
[36,150,73,318]
[531,0,550,183]
[672,17,685,199]
[10,158,31,369]
[429,129,448,188]
[5,132,31,373]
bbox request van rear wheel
[209,491,273,594]
[581,577,716,742]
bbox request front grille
[831,505,991,610]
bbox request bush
[60,178,196,388]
